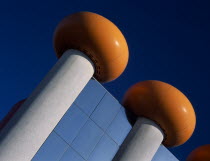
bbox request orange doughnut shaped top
[123,80,196,147]
[187,144,210,161]
[53,12,129,83]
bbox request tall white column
[0,49,94,161]
[114,117,164,161]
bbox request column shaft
[0,49,94,161]
[114,117,164,161]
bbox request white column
[0,49,94,161]
[114,117,164,161]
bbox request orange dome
[123,80,196,147]
[53,12,129,83]
[187,145,210,161]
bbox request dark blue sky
[0,0,210,160]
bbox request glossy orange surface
[187,145,210,161]
[123,80,196,147]
[53,12,129,83]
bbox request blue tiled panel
[60,147,85,161]
[107,107,132,145]
[88,134,118,161]
[90,93,121,131]
[32,132,68,161]
[71,119,104,159]
[152,145,178,161]
[33,79,178,161]
[54,104,88,144]
[75,79,106,116]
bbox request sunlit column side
[114,117,163,161]
[0,49,94,161]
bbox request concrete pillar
[116,80,195,161]
[114,117,164,161]
[0,49,94,161]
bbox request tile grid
[76,103,121,147]
[56,94,124,161]
[70,91,107,150]
[71,101,121,160]
[52,132,72,161]
[54,131,87,161]
[104,106,123,146]
[75,91,107,118]
[74,91,121,146]
[85,105,121,160]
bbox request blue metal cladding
[32,79,178,161]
